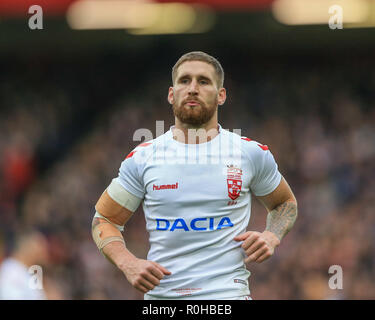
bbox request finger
[242,233,260,250]
[136,283,149,294]
[234,232,251,242]
[154,262,172,275]
[139,278,155,291]
[245,240,265,257]
[149,266,165,280]
[245,247,268,264]
[144,271,161,286]
[255,251,272,263]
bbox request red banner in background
[0,0,75,16]
[0,0,274,17]
[156,0,274,10]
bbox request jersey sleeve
[248,142,282,197]
[116,151,145,199]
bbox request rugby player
[92,51,298,299]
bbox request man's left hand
[234,231,280,264]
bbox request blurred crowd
[0,52,374,299]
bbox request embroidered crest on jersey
[227,165,242,200]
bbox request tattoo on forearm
[265,201,298,241]
[91,217,110,231]
[91,217,101,230]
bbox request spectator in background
[0,229,49,300]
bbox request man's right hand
[120,258,172,293]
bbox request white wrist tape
[107,178,142,213]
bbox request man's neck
[173,119,219,144]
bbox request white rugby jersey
[115,124,281,300]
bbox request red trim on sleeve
[257,143,269,151]
[139,142,152,147]
[125,151,137,159]
[124,142,152,159]
[241,137,252,141]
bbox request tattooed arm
[265,199,298,241]
[234,177,297,263]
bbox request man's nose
[188,80,199,94]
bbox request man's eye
[200,80,209,85]
[180,79,189,84]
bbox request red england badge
[227,165,243,200]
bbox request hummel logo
[234,279,247,286]
[153,183,179,190]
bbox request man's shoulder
[239,136,269,152]
[236,135,273,170]
[123,131,171,162]
[0,258,28,279]
[217,129,270,160]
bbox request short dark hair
[172,51,224,88]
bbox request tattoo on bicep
[266,201,298,241]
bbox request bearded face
[172,94,218,127]
[168,61,225,127]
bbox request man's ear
[167,87,174,105]
[218,87,226,106]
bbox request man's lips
[185,100,200,106]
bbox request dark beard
[172,98,217,127]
